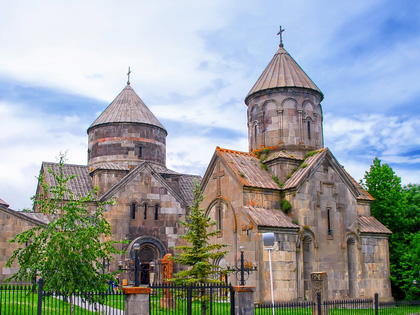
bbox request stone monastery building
[0,39,393,302]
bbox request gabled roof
[246,45,323,103]
[179,175,202,207]
[213,147,280,190]
[40,162,94,200]
[358,216,392,234]
[264,150,301,163]
[243,206,300,229]
[88,84,166,133]
[283,148,372,201]
[0,198,9,208]
[100,162,187,207]
[0,206,49,226]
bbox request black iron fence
[0,281,124,315]
[149,282,235,315]
[255,293,420,315]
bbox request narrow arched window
[254,124,258,144]
[327,208,333,236]
[217,204,222,231]
[143,204,147,220]
[154,204,159,220]
[139,145,143,158]
[131,203,136,220]
[307,121,311,140]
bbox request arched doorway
[127,237,166,285]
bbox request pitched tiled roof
[151,164,181,175]
[217,147,280,190]
[0,206,49,226]
[283,149,327,190]
[42,162,94,199]
[243,206,300,229]
[246,45,323,103]
[91,162,130,172]
[19,212,50,225]
[264,150,301,163]
[179,175,202,207]
[0,198,9,208]
[88,84,166,132]
[358,216,392,234]
[343,169,374,201]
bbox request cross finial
[127,67,131,85]
[277,26,285,47]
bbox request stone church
[0,38,393,302]
[201,42,393,302]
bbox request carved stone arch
[262,99,278,111]
[343,232,361,250]
[299,229,317,247]
[299,230,315,300]
[281,97,298,110]
[251,120,260,147]
[250,103,260,117]
[345,233,359,298]
[128,236,167,260]
[206,197,238,233]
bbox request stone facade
[0,39,393,303]
[200,43,393,302]
[0,203,48,282]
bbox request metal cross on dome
[277,26,285,47]
[127,67,131,85]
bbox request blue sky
[0,0,419,210]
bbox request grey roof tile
[246,46,323,102]
[179,175,202,207]
[42,162,94,199]
[243,206,299,229]
[217,147,280,190]
[88,84,166,132]
[358,216,392,234]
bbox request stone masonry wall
[0,209,42,282]
[88,123,166,170]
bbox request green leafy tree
[361,157,409,299]
[6,154,120,301]
[171,182,228,284]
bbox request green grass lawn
[0,286,123,314]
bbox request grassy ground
[0,287,123,314]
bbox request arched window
[307,121,311,140]
[139,145,143,158]
[143,204,147,220]
[154,204,159,220]
[131,203,136,220]
[217,203,222,231]
[327,208,333,236]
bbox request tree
[361,157,409,299]
[170,182,228,284]
[6,154,120,300]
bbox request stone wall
[246,88,323,157]
[0,208,43,282]
[88,123,167,170]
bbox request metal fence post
[187,285,192,315]
[374,293,379,315]
[317,291,322,315]
[37,278,44,315]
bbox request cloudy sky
[1,0,419,210]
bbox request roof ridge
[216,147,251,155]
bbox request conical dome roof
[88,84,166,132]
[246,45,323,103]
